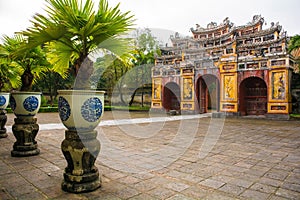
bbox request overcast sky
[0,0,299,41]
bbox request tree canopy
[20,0,135,89]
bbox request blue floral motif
[23,96,39,112]
[0,96,6,106]
[81,97,102,122]
[10,96,16,111]
[58,96,71,121]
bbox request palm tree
[0,34,50,91]
[0,45,21,91]
[21,0,135,89]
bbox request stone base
[0,129,7,138]
[11,116,40,157]
[61,130,101,193]
[0,110,7,138]
[62,171,101,193]
[266,113,290,120]
[149,108,166,114]
[11,148,40,157]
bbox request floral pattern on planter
[0,96,6,107]
[23,96,39,112]
[81,97,102,122]
[58,96,71,121]
[10,96,16,111]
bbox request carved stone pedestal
[0,110,8,138]
[61,130,101,193]
[11,116,40,157]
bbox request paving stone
[166,193,195,200]
[269,195,292,200]
[133,179,157,192]
[219,183,246,195]
[116,175,141,185]
[240,189,270,200]
[17,191,48,200]
[39,185,65,199]
[258,177,283,187]
[113,186,141,199]
[203,192,238,200]
[250,182,277,194]
[146,187,176,199]
[199,178,225,189]
[264,169,289,181]
[281,182,300,193]
[181,185,209,199]
[229,178,254,188]
[275,188,300,200]
[128,193,157,200]
[164,182,190,192]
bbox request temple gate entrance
[197,75,220,113]
[163,82,180,111]
[239,77,267,115]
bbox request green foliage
[92,28,159,106]
[21,0,135,89]
[33,71,74,104]
[0,45,22,91]
[288,34,300,72]
[288,34,300,53]
[0,34,52,91]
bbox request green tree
[129,28,161,106]
[0,34,51,91]
[33,71,74,105]
[92,53,133,105]
[288,34,300,72]
[21,0,134,89]
[0,44,21,91]
[288,35,300,52]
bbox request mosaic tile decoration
[0,96,6,106]
[81,97,102,122]
[58,96,71,121]
[23,96,39,112]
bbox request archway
[197,75,220,113]
[239,77,267,115]
[163,82,180,111]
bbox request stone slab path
[0,112,299,200]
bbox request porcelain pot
[58,90,105,131]
[0,93,10,110]
[10,92,41,116]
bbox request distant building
[151,15,297,119]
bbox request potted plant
[22,0,134,193]
[0,34,58,156]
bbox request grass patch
[105,105,150,111]
[290,113,300,118]
[6,105,150,113]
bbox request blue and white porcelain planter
[58,90,105,131]
[10,92,41,116]
[58,90,105,192]
[0,92,10,138]
[0,92,10,110]
[10,91,42,157]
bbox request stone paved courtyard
[0,112,299,200]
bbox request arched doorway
[197,75,220,113]
[163,82,180,111]
[239,77,267,115]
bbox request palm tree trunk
[20,68,34,91]
[73,57,94,90]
